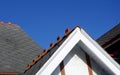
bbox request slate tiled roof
[0,22,43,74]
[24,28,72,75]
[96,23,120,48]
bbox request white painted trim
[36,27,120,75]
[77,28,120,74]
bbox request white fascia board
[36,27,120,75]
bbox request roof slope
[97,23,120,48]
[24,26,120,75]
[0,22,43,73]
[24,28,69,75]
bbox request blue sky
[0,0,120,49]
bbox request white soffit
[36,27,120,75]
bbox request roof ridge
[0,21,18,26]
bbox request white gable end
[52,44,110,75]
[36,27,120,75]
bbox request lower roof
[97,23,120,48]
